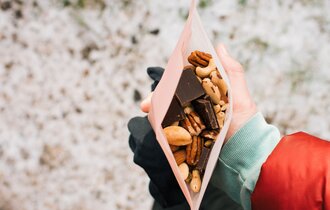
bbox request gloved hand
[128,67,186,208]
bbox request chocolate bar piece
[192,97,219,130]
[162,97,186,128]
[175,69,205,107]
[196,146,211,174]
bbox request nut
[204,140,213,148]
[180,111,205,136]
[164,126,192,146]
[210,71,228,101]
[221,103,228,112]
[197,76,202,83]
[185,172,192,183]
[213,104,221,113]
[219,100,226,106]
[178,163,189,180]
[190,170,202,193]
[200,130,219,140]
[170,145,179,152]
[190,112,206,131]
[187,114,202,135]
[202,78,221,104]
[181,117,198,136]
[195,58,217,78]
[186,136,203,166]
[188,51,212,67]
[174,150,186,165]
[216,112,225,128]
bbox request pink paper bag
[148,1,232,209]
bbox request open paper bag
[148,1,233,209]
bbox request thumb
[217,44,248,102]
[216,44,252,112]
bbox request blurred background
[0,0,329,209]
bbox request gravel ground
[0,0,329,210]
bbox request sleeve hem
[211,112,281,209]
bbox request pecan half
[181,117,197,136]
[188,51,212,67]
[180,111,206,136]
[186,136,203,166]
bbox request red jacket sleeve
[251,132,330,210]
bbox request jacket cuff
[211,112,281,209]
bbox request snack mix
[162,50,228,193]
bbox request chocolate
[162,97,186,128]
[175,69,205,107]
[196,146,211,174]
[192,97,219,130]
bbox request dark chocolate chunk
[162,97,186,128]
[175,69,205,107]
[196,146,211,174]
[192,98,219,130]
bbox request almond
[173,150,186,165]
[210,71,228,101]
[170,145,179,152]
[164,126,192,146]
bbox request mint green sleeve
[210,112,281,210]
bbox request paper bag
[148,1,232,209]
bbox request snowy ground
[0,0,329,210]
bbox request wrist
[225,102,257,143]
[212,112,281,208]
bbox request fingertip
[217,43,229,57]
[140,100,149,113]
[216,43,244,74]
[140,92,152,113]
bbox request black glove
[128,67,186,208]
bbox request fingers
[217,44,245,79]
[216,44,257,142]
[140,92,153,113]
[216,44,251,111]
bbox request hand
[128,67,186,208]
[140,44,257,143]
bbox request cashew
[196,76,202,83]
[178,163,189,181]
[221,103,228,112]
[213,104,221,113]
[202,78,221,104]
[210,71,228,101]
[219,100,226,106]
[190,170,201,193]
[195,58,216,78]
[216,112,225,128]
